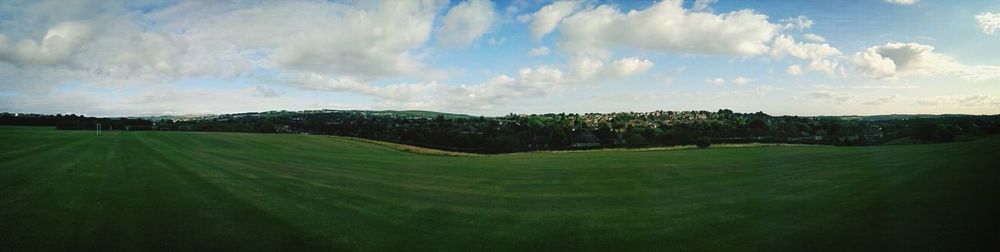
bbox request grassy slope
[1,126,998,251]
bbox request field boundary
[332,136,827,157]
[507,142,828,155]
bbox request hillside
[1,126,998,250]
[379,110,477,119]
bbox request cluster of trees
[4,110,999,153]
[902,117,999,143]
[0,113,154,131]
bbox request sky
[1,0,999,117]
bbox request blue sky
[1,0,998,116]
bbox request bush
[696,138,711,148]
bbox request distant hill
[818,114,978,121]
[127,110,476,121]
[376,110,476,119]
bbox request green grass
[1,126,998,251]
[881,136,928,145]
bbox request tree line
[3,110,999,153]
[0,113,153,131]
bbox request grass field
[1,126,998,251]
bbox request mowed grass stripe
[138,131,409,242]
[139,131,524,245]
[1,126,998,251]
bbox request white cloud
[283,72,453,104]
[279,60,642,111]
[546,2,841,81]
[557,0,778,56]
[280,53,653,111]
[76,24,191,81]
[283,73,373,94]
[606,57,653,78]
[191,1,441,80]
[786,64,803,75]
[436,0,496,47]
[0,21,95,65]
[769,35,843,75]
[524,1,580,39]
[528,46,550,56]
[802,33,826,43]
[704,76,752,86]
[0,0,448,95]
[884,0,917,5]
[570,56,604,80]
[442,66,573,110]
[852,42,1000,81]
[515,67,567,89]
[852,47,900,79]
[865,43,952,72]
[976,12,1000,35]
[140,1,444,82]
[731,76,753,85]
[778,16,813,31]
[570,56,653,80]
[692,0,718,12]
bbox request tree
[595,123,615,145]
[550,127,570,149]
[625,127,647,146]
